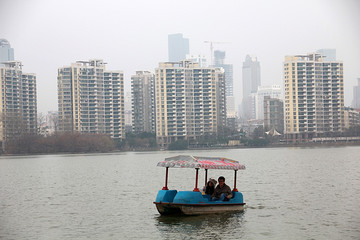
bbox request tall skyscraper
[131,71,156,134]
[155,60,226,148]
[0,61,37,149]
[0,39,15,66]
[57,59,125,139]
[352,78,360,109]
[241,55,261,120]
[214,51,233,96]
[284,53,344,140]
[214,50,234,117]
[168,33,189,62]
[255,85,282,120]
[316,49,336,61]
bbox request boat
[154,155,246,215]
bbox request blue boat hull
[154,190,246,215]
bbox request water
[0,146,359,239]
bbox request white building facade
[57,59,125,139]
[155,60,226,148]
[0,61,37,148]
[284,53,344,140]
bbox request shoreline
[188,141,360,150]
[1,141,359,157]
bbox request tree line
[4,133,116,154]
[2,126,246,154]
[3,122,359,154]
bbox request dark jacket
[211,183,233,198]
[204,184,215,195]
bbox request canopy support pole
[162,167,169,190]
[193,168,200,192]
[204,169,208,186]
[233,170,238,192]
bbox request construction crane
[204,41,230,66]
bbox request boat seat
[202,194,211,200]
[155,190,178,203]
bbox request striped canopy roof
[157,155,245,170]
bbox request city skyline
[0,0,359,114]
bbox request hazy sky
[1,0,359,114]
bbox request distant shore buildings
[131,71,156,134]
[0,39,37,151]
[57,59,125,139]
[343,107,360,129]
[2,35,360,150]
[255,85,282,120]
[0,39,14,65]
[214,50,235,116]
[264,96,284,134]
[284,53,344,141]
[168,33,189,62]
[0,62,37,150]
[38,111,58,136]
[155,60,226,148]
[241,55,261,120]
[352,78,360,109]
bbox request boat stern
[154,190,181,215]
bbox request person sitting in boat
[202,178,217,195]
[211,176,233,201]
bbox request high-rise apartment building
[242,55,261,120]
[255,85,282,120]
[131,71,156,134]
[352,78,360,109]
[264,96,284,133]
[168,33,189,62]
[284,53,344,140]
[155,60,226,147]
[0,61,37,149]
[0,39,14,66]
[57,59,125,139]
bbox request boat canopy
[157,155,245,170]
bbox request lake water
[0,146,359,239]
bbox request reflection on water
[155,212,245,239]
